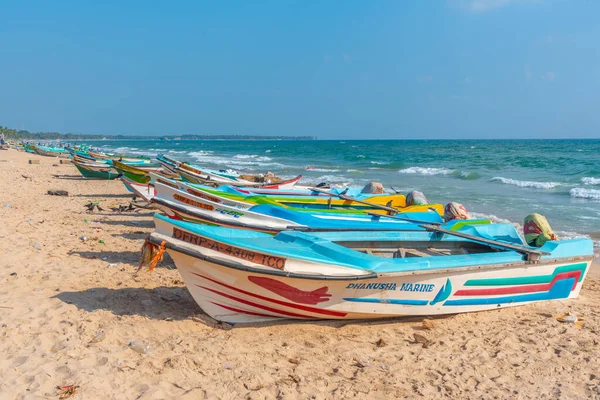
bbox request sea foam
[491,177,561,189]
[581,177,600,185]
[398,167,453,176]
[570,188,600,200]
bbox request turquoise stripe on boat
[343,298,429,305]
[444,277,575,306]
[463,263,587,286]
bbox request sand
[1,149,600,400]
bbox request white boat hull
[164,246,590,324]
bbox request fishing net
[406,191,428,206]
[138,238,167,272]
[523,213,558,247]
[444,202,471,222]
[361,182,385,194]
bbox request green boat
[74,162,121,180]
[113,160,163,184]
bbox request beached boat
[146,214,594,324]
[89,151,152,163]
[151,181,446,233]
[113,160,167,184]
[73,160,121,180]
[178,162,303,189]
[140,173,444,214]
[32,145,70,158]
[158,154,303,189]
[177,181,440,212]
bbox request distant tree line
[0,125,315,141]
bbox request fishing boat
[32,145,70,158]
[89,150,152,163]
[73,160,121,180]
[151,181,446,233]
[141,172,443,213]
[145,214,594,324]
[158,154,303,189]
[177,181,440,212]
[113,160,168,184]
[178,162,303,188]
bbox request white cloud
[542,71,556,81]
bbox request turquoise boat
[146,213,594,324]
[151,180,447,233]
[32,145,70,158]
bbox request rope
[137,238,167,272]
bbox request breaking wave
[189,151,288,169]
[570,188,600,200]
[234,154,273,161]
[451,170,480,180]
[398,167,453,176]
[491,177,561,189]
[581,177,600,185]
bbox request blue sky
[1,0,599,139]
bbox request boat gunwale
[148,232,593,281]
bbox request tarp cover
[406,191,428,206]
[524,213,558,247]
[444,202,471,222]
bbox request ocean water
[82,139,600,251]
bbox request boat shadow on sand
[73,193,135,198]
[52,174,88,180]
[53,285,454,328]
[97,219,155,228]
[67,250,175,268]
[53,286,200,321]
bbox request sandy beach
[1,149,600,400]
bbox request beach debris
[56,384,79,399]
[128,341,151,354]
[89,329,106,344]
[99,239,105,244]
[557,312,584,328]
[375,338,387,347]
[3,204,11,208]
[224,363,233,370]
[79,236,87,242]
[10,272,17,276]
[137,238,167,272]
[352,357,370,368]
[288,357,301,365]
[107,263,118,268]
[33,242,42,250]
[21,174,32,180]
[48,190,68,196]
[411,333,433,348]
[422,319,435,330]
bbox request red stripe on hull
[209,301,281,318]
[193,273,347,317]
[199,285,314,319]
[454,271,581,296]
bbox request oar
[419,223,548,261]
[309,187,400,215]
[366,212,441,226]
